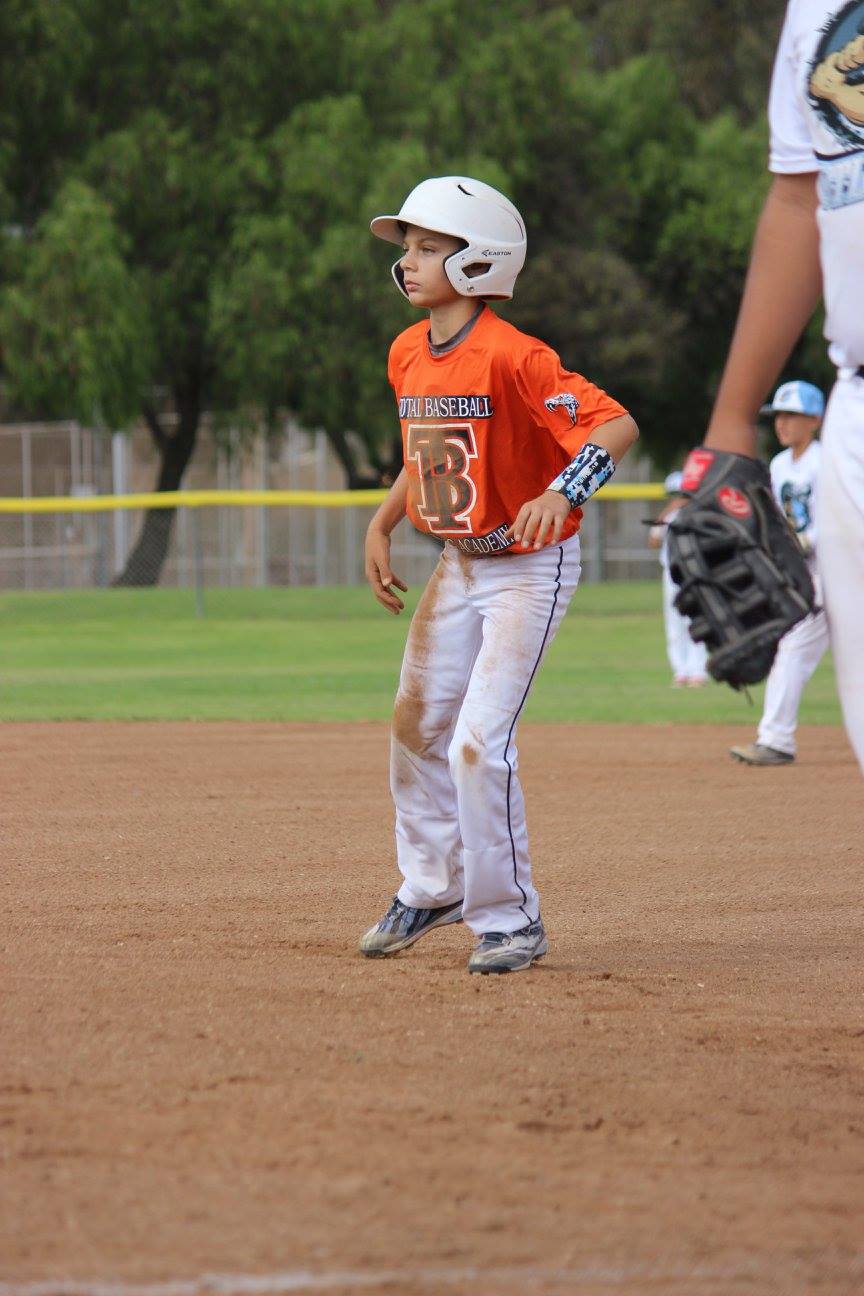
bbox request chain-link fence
[0,419,667,595]
[0,495,441,592]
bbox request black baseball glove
[666,448,815,690]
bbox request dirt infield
[2,721,863,1295]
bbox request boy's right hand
[365,529,408,615]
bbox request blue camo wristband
[548,441,615,508]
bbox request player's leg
[390,551,484,905]
[663,566,707,685]
[446,535,582,957]
[685,634,709,685]
[360,553,483,955]
[755,608,830,757]
[662,566,691,684]
[818,374,864,774]
[681,609,709,685]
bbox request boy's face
[774,412,821,451]
[398,224,464,308]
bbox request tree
[229,0,589,479]
[0,179,151,427]
[85,0,378,581]
[0,0,798,577]
[580,0,789,120]
[3,0,377,580]
[0,0,97,226]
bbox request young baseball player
[730,380,829,765]
[359,176,638,974]
[648,470,709,687]
[703,1,864,776]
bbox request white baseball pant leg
[662,566,708,680]
[390,534,582,934]
[756,605,830,756]
[685,634,709,681]
[818,372,864,774]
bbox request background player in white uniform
[730,380,830,764]
[703,1,864,775]
[648,471,709,687]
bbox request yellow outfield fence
[0,483,666,514]
[0,484,668,597]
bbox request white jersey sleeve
[768,1,818,174]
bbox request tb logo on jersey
[406,422,477,535]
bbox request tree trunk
[327,423,384,489]
[113,384,201,587]
[382,434,404,487]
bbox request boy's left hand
[507,489,571,550]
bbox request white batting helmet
[370,176,527,300]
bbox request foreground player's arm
[365,469,409,614]
[705,174,822,455]
[509,413,639,550]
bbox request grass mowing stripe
[0,584,842,725]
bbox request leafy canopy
[0,0,809,472]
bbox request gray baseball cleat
[359,896,463,957]
[467,918,548,975]
[730,742,795,766]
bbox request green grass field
[0,583,842,724]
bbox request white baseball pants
[662,565,709,681]
[391,534,582,935]
[819,371,864,775]
[756,602,830,756]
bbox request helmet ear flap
[391,258,409,298]
[443,242,484,295]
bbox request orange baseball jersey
[388,306,627,555]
